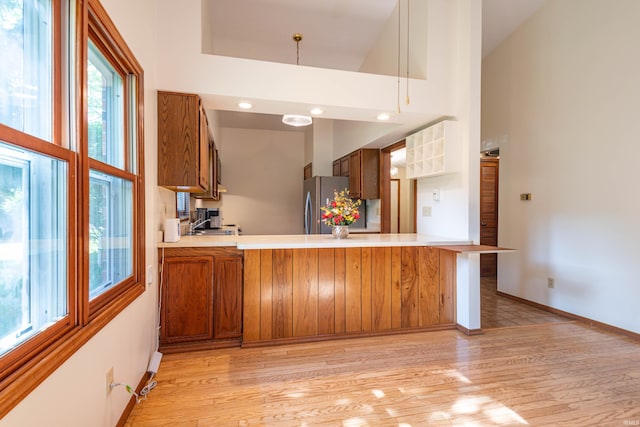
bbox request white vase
[332,225,349,239]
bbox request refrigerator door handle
[304,191,312,234]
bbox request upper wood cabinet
[193,138,220,200]
[303,162,312,180]
[333,148,379,199]
[157,91,210,192]
[340,156,350,176]
[332,160,341,177]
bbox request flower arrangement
[321,189,362,227]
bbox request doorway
[480,156,499,276]
[381,141,416,233]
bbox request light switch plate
[147,265,153,285]
[422,206,432,217]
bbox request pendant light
[282,33,312,127]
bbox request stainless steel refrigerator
[303,176,364,234]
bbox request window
[0,0,53,141]
[0,0,145,416]
[0,142,68,356]
[176,192,190,220]
[85,32,138,304]
[89,170,132,299]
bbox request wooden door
[160,256,214,343]
[480,158,499,276]
[214,256,243,339]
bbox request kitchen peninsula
[158,233,477,352]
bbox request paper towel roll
[163,218,180,242]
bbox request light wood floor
[480,277,570,329]
[125,322,640,426]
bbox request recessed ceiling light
[238,102,252,109]
[310,107,324,115]
[377,113,390,121]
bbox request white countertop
[158,233,472,249]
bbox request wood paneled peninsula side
[158,234,472,350]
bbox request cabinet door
[332,160,341,176]
[340,156,350,177]
[304,162,313,180]
[157,91,208,192]
[160,256,214,344]
[214,256,243,339]
[360,149,380,199]
[193,141,219,200]
[198,105,210,191]
[349,151,361,198]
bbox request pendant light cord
[406,0,410,105]
[397,0,401,114]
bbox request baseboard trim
[496,290,640,341]
[242,324,457,348]
[116,371,151,427]
[456,324,483,336]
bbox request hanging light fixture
[282,33,312,127]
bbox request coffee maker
[207,208,222,228]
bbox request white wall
[202,128,305,235]
[359,0,428,79]
[413,0,481,330]
[485,0,640,333]
[0,0,160,426]
[311,119,334,176]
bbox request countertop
[158,233,473,249]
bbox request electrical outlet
[422,206,432,217]
[106,367,114,395]
[548,277,555,288]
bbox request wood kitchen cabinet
[333,149,379,198]
[213,256,243,339]
[159,247,243,353]
[157,91,210,192]
[303,162,312,180]
[332,160,341,177]
[193,139,220,200]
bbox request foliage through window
[0,0,145,415]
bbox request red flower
[331,201,337,208]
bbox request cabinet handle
[481,222,487,226]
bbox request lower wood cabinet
[159,247,243,353]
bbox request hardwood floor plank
[126,322,640,427]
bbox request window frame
[0,0,145,417]
[81,0,145,321]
